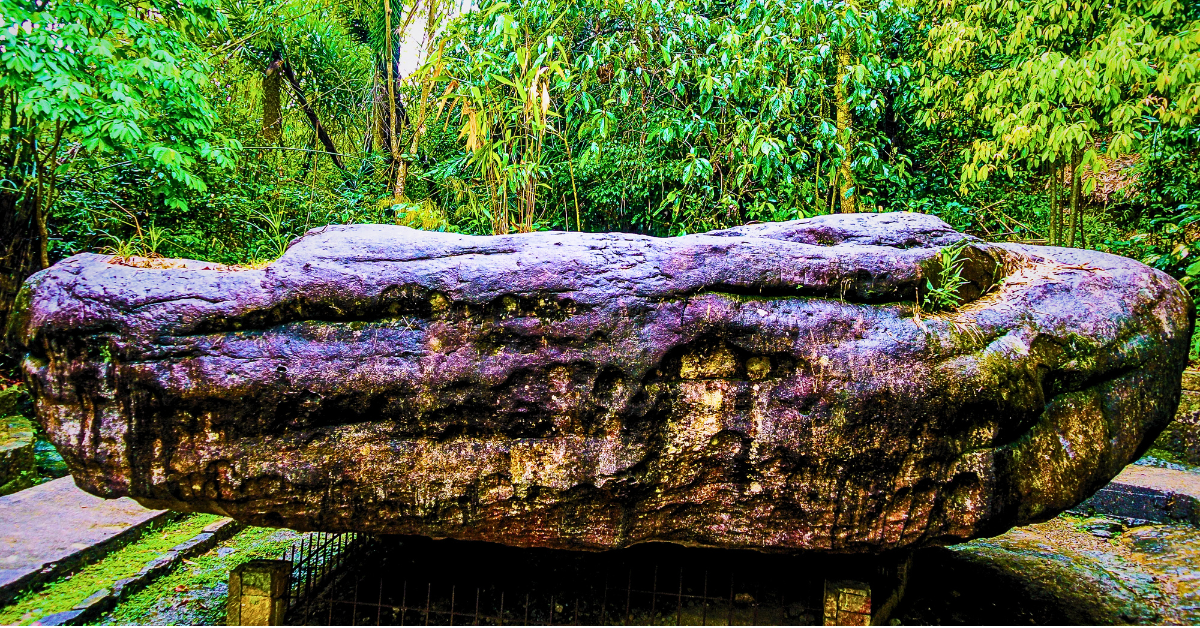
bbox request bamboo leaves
[430,0,918,234]
[436,2,570,233]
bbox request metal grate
[285,535,849,626]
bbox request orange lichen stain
[746,356,770,380]
[107,256,248,271]
[680,345,738,379]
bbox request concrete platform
[1074,463,1200,524]
[0,476,169,604]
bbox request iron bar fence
[283,531,367,624]
[283,536,848,626]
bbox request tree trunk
[396,0,444,202]
[1049,166,1059,245]
[373,71,386,154]
[280,61,346,170]
[383,0,407,200]
[0,188,43,364]
[1067,155,1082,248]
[835,40,856,214]
[262,53,283,145]
[373,54,407,160]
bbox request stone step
[1073,464,1200,525]
[0,476,170,604]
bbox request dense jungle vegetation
[0,0,1197,365]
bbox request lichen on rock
[8,212,1195,553]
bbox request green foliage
[433,0,920,235]
[216,0,375,122]
[0,0,241,210]
[921,240,970,312]
[1115,126,1200,285]
[921,0,1200,187]
[50,154,392,265]
[3,0,1198,339]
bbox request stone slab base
[1072,464,1200,525]
[0,476,170,604]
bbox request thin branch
[228,146,350,157]
[280,61,347,170]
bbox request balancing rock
[9,212,1194,552]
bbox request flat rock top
[1112,465,1200,501]
[0,477,164,591]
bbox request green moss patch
[101,526,305,626]
[0,513,222,626]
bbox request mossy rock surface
[0,385,24,418]
[0,414,36,496]
[1184,369,1200,391]
[1150,370,1200,464]
[9,212,1196,552]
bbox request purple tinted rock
[9,212,1194,552]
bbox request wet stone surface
[898,515,1200,625]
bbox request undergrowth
[921,240,970,312]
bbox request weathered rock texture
[0,386,35,496]
[9,213,1195,553]
[1152,369,1200,464]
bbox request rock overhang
[9,212,1195,553]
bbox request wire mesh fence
[282,535,866,626]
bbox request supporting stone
[226,560,290,626]
[1151,369,1200,465]
[0,414,35,496]
[824,580,871,626]
[821,552,911,626]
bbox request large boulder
[8,212,1194,552]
